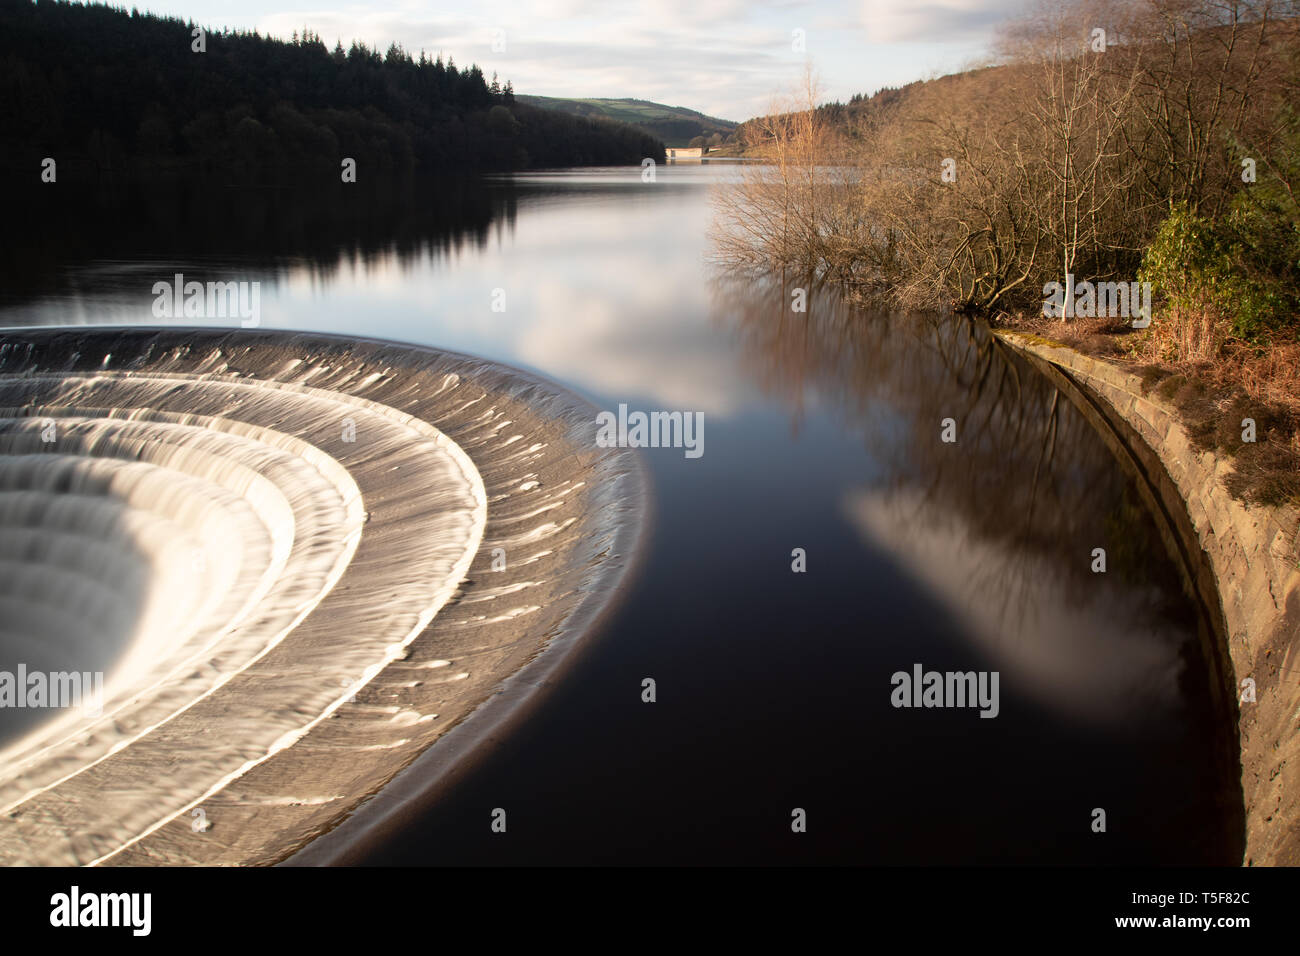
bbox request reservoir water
[0,164,1242,863]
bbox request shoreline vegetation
[0,0,665,182]
[714,0,1300,507]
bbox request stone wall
[997,332,1300,866]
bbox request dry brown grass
[1133,339,1300,506]
[1141,305,1235,365]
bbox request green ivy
[1139,201,1298,343]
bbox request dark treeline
[0,0,664,181]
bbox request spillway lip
[0,326,649,866]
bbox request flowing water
[0,164,1242,863]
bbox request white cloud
[844,486,1187,726]
[859,0,1023,44]
[514,276,747,417]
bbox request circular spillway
[0,328,645,865]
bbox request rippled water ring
[0,328,646,865]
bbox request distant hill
[733,71,998,151]
[517,96,738,147]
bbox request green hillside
[516,96,738,147]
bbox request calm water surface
[1,165,1241,863]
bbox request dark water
[0,166,1242,863]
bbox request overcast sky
[124,0,1030,121]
